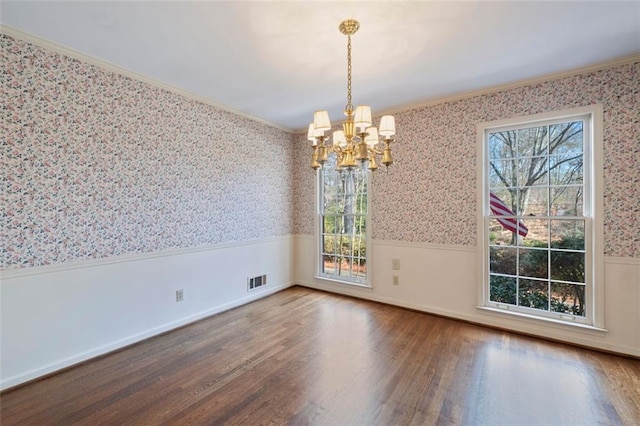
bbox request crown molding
[1,25,295,134]
[295,53,640,134]
[380,54,640,120]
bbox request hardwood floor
[1,286,639,425]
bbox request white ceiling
[2,1,640,132]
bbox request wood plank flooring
[1,286,639,425]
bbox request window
[479,105,603,327]
[317,155,370,286]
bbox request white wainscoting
[294,235,639,357]
[0,236,294,390]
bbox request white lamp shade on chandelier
[313,110,331,132]
[333,130,347,147]
[364,127,379,147]
[379,115,396,137]
[354,106,372,130]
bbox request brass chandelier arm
[359,144,390,157]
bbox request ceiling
[2,1,639,133]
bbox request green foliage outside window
[490,235,586,316]
[322,235,366,265]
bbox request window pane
[551,282,586,316]
[489,218,517,246]
[550,220,585,249]
[323,187,343,211]
[550,186,583,216]
[520,187,548,216]
[549,154,583,186]
[489,159,517,188]
[489,188,516,211]
[519,279,549,311]
[489,131,516,160]
[550,121,583,155]
[517,126,548,158]
[356,192,367,213]
[490,275,516,305]
[322,254,338,275]
[353,234,366,259]
[323,196,340,213]
[550,251,585,283]
[340,234,353,256]
[322,235,339,257]
[490,247,517,275]
[518,157,548,186]
[519,248,548,279]
[323,216,338,234]
[520,218,548,248]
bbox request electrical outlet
[392,259,400,270]
[176,289,184,302]
[393,276,400,286]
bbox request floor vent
[247,274,267,292]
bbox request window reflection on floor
[464,342,616,425]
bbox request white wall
[0,236,294,390]
[295,235,640,357]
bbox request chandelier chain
[346,35,353,113]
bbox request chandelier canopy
[308,19,396,172]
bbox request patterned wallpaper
[1,34,295,270]
[293,62,639,258]
[2,32,638,270]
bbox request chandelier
[308,19,396,172]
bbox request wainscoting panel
[0,236,294,390]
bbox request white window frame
[477,105,604,329]
[315,166,372,288]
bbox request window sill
[314,275,373,290]
[476,306,607,333]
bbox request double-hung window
[317,155,370,286]
[479,105,603,327]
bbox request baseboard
[1,281,295,391]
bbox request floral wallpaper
[294,62,639,258]
[2,31,638,270]
[1,34,295,270]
